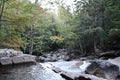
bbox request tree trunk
[0,0,8,21]
[94,36,97,54]
[79,38,84,55]
[29,38,33,55]
[29,25,35,55]
[82,37,87,56]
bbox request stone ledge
[61,71,107,80]
[0,54,36,65]
[0,57,13,65]
[0,49,36,65]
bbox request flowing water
[46,61,91,73]
[0,63,65,80]
[0,61,91,80]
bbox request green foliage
[109,29,120,36]
[0,0,119,56]
[104,0,120,29]
[74,0,120,55]
[78,27,105,53]
[106,29,120,49]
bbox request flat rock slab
[61,72,107,80]
[23,54,36,62]
[0,54,36,65]
[52,67,63,73]
[61,72,80,80]
[12,56,25,64]
[0,57,12,65]
[46,61,83,73]
[12,54,36,64]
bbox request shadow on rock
[86,60,120,80]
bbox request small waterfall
[79,61,91,72]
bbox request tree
[0,0,8,22]
[74,0,120,55]
[0,0,31,49]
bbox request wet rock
[108,57,120,80]
[86,60,120,80]
[108,57,120,69]
[60,72,76,80]
[85,61,105,78]
[97,60,119,80]
[76,74,107,80]
[75,76,91,80]
[52,67,62,73]
[61,72,107,80]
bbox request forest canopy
[0,0,120,55]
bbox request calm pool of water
[0,63,65,80]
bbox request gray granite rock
[38,49,70,62]
[12,56,25,64]
[86,60,120,80]
[0,57,12,65]
[0,49,36,65]
[23,54,36,62]
[61,72,107,80]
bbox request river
[0,63,65,80]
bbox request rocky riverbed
[0,49,120,80]
[36,49,70,62]
[43,60,107,80]
[41,57,120,80]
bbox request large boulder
[86,60,120,80]
[0,49,36,65]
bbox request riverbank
[0,49,36,65]
[0,49,120,80]
[0,57,120,80]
